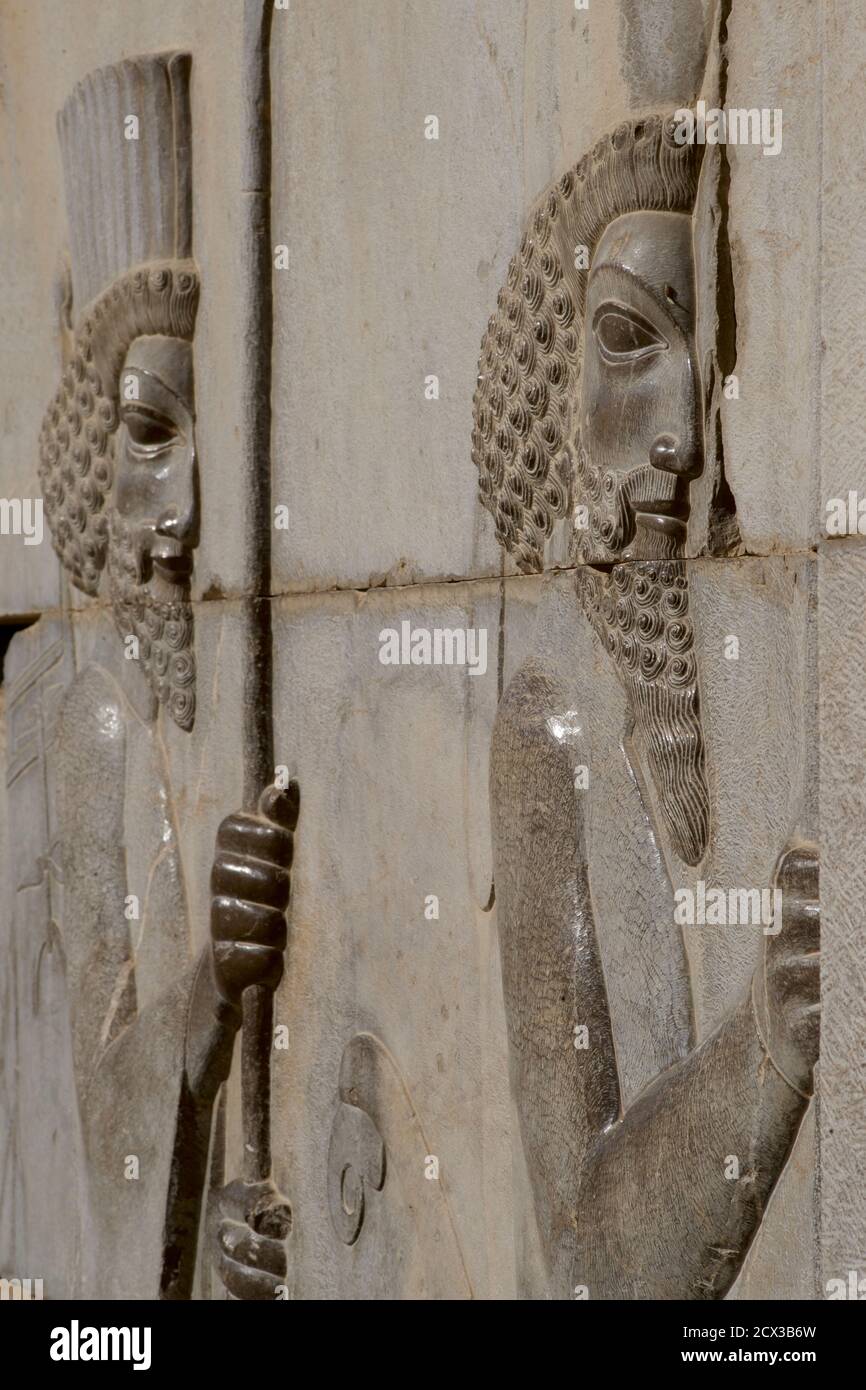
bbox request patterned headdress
[38,53,199,595]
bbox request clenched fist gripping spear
[209,0,294,1300]
[207,783,299,1299]
[197,0,294,1300]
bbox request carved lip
[633,509,689,536]
[634,501,688,524]
[152,552,193,582]
[633,487,690,524]
[627,466,691,524]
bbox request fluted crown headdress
[59,51,193,317]
[39,53,199,595]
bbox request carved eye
[592,303,667,363]
[123,409,178,452]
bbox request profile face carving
[577,210,702,563]
[106,329,199,730]
[38,53,200,731]
[39,265,201,731]
[472,115,711,865]
[472,113,704,573]
[115,335,198,569]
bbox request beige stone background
[0,0,863,1299]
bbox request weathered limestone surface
[817,0,866,1291]
[269,0,525,593]
[722,0,822,553]
[265,583,511,1298]
[0,0,861,1303]
[819,545,866,1290]
[0,0,254,613]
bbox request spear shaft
[239,0,276,1187]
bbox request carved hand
[210,782,299,1017]
[208,1178,291,1300]
[754,842,820,1096]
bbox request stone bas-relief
[473,115,819,1298]
[0,7,845,1305]
[325,1033,471,1297]
[22,53,296,1300]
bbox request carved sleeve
[491,660,809,1299]
[577,996,807,1299]
[56,666,137,1105]
[490,661,620,1291]
[56,666,233,1297]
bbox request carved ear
[53,251,75,368]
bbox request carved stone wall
[0,0,863,1302]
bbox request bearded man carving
[473,114,819,1299]
[32,53,294,1300]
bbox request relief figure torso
[475,116,819,1299]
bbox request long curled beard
[575,556,709,867]
[106,512,197,732]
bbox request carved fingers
[757,842,820,1096]
[209,1179,290,1301]
[217,1223,286,1300]
[210,782,299,1009]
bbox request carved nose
[649,435,680,472]
[155,445,200,548]
[156,508,192,542]
[155,501,199,550]
[649,433,700,480]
